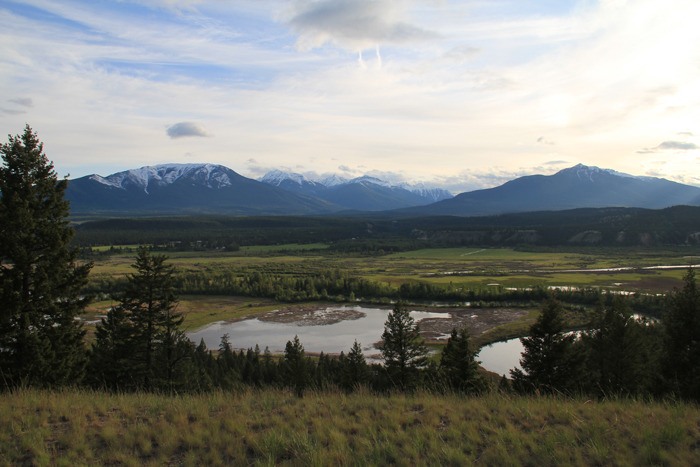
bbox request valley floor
[2,388,698,466]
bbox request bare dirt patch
[258,305,365,326]
[415,308,529,342]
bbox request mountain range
[65,163,700,217]
[394,164,700,217]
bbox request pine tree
[87,304,136,389]
[439,327,485,394]
[90,247,189,391]
[125,247,184,390]
[381,302,428,390]
[282,335,310,397]
[663,268,700,400]
[0,125,91,388]
[341,340,370,391]
[581,296,661,397]
[510,299,580,394]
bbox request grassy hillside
[2,389,698,466]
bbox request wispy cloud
[8,97,33,107]
[286,0,437,51]
[638,140,699,154]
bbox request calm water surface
[187,305,448,356]
[476,338,523,377]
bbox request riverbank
[2,388,697,465]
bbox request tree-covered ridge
[72,205,700,249]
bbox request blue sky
[1,0,699,193]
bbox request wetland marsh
[82,245,696,370]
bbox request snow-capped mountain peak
[347,175,393,188]
[557,163,656,183]
[317,174,349,187]
[89,163,234,193]
[260,169,307,186]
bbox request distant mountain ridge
[394,163,700,217]
[66,163,336,215]
[259,170,453,210]
[65,162,700,216]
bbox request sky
[1,0,699,193]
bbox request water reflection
[476,338,523,377]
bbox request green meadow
[87,245,697,296]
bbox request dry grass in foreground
[1,388,698,466]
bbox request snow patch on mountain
[260,170,451,198]
[559,164,655,183]
[348,176,393,188]
[261,170,304,186]
[402,182,453,202]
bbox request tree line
[84,267,667,318]
[509,269,700,400]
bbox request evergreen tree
[125,248,184,390]
[191,339,215,392]
[381,302,428,390]
[581,296,661,397]
[90,248,189,391]
[341,340,370,391]
[510,299,580,394]
[87,304,136,389]
[216,334,241,389]
[663,268,700,400]
[282,335,310,396]
[0,125,91,388]
[439,327,485,394]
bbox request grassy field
[84,296,282,332]
[87,246,699,293]
[2,388,698,466]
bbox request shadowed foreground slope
[2,389,698,465]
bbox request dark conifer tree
[90,248,189,391]
[122,247,181,389]
[439,327,485,394]
[510,299,580,394]
[192,339,215,391]
[341,340,370,391]
[282,335,310,396]
[87,304,136,389]
[663,268,700,400]
[581,296,661,397]
[0,125,91,388]
[381,302,428,390]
